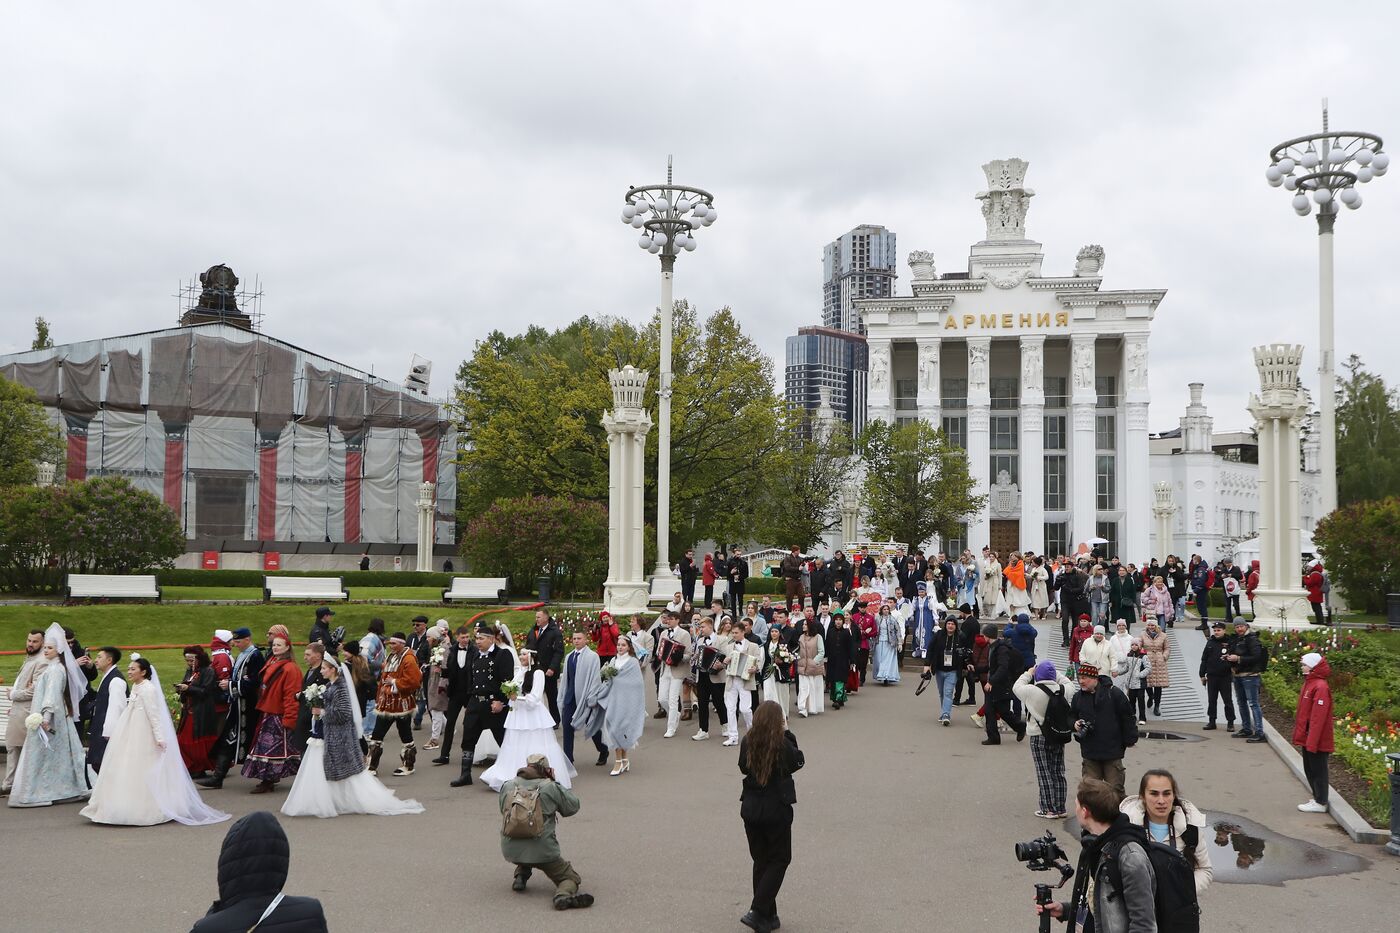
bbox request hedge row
[155,569,459,588]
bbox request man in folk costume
[208,630,235,743]
[368,633,423,777]
[450,623,515,788]
[200,628,265,789]
[909,582,939,660]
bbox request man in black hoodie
[981,624,1026,746]
[191,811,328,932]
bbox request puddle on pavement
[1062,811,1368,886]
[1139,730,1205,743]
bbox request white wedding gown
[81,677,228,827]
[282,738,425,818]
[479,673,576,791]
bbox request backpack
[501,782,548,840]
[1035,683,1074,746]
[1104,836,1201,933]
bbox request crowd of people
[0,539,1342,931]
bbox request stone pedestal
[604,366,653,615]
[1248,344,1310,629]
[1152,481,1176,561]
[415,481,435,572]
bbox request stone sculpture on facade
[1021,342,1043,392]
[975,159,1034,241]
[907,250,937,282]
[989,469,1022,518]
[603,366,653,614]
[1072,341,1094,392]
[918,341,939,392]
[968,344,989,391]
[869,347,890,396]
[1127,340,1148,390]
[1074,244,1105,277]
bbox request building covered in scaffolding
[0,266,456,566]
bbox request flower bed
[1259,629,1399,825]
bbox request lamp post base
[1249,589,1314,630]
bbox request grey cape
[584,658,647,751]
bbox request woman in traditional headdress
[7,623,90,808]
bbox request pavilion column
[1070,334,1097,551]
[1019,335,1045,555]
[966,337,992,550]
[916,336,942,427]
[1123,333,1151,564]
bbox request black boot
[197,759,230,789]
[393,743,417,776]
[450,754,474,787]
[366,741,383,775]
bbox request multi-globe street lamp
[620,159,717,585]
[1266,102,1386,518]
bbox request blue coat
[1006,620,1038,672]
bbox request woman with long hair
[175,645,220,777]
[794,617,826,718]
[737,701,804,933]
[759,625,793,723]
[241,635,302,794]
[1120,768,1212,893]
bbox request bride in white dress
[479,650,576,791]
[80,656,229,827]
[282,656,423,818]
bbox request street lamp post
[619,158,717,585]
[1266,101,1387,518]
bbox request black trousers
[371,714,412,745]
[560,699,607,762]
[703,585,714,609]
[1205,675,1235,725]
[856,648,870,685]
[682,578,696,604]
[439,697,467,759]
[984,694,1024,742]
[1146,686,1164,711]
[744,818,792,920]
[696,678,728,732]
[1129,688,1147,721]
[1301,750,1330,804]
[1310,601,1326,626]
[459,702,507,755]
[728,582,746,617]
[954,669,978,705]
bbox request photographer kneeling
[1035,778,1158,933]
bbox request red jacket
[1291,658,1334,753]
[1069,624,1094,663]
[593,617,620,657]
[853,613,877,650]
[255,657,302,728]
[1303,568,1324,604]
[702,556,716,587]
[1245,560,1260,600]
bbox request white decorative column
[840,480,861,550]
[1248,344,1310,629]
[1152,481,1176,561]
[966,337,992,550]
[603,366,654,614]
[1019,335,1045,554]
[1070,334,1098,551]
[867,338,893,426]
[916,337,942,427]
[415,481,435,571]
[1123,334,1151,562]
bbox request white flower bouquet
[24,713,42,731]
[600,662,619,682]
[430,644,447,666]
[303,683,327,709]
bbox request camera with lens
[1015,832,1069,871]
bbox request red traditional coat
[375,647,422,717]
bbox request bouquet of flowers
[500,681,519,700]
[600,662,619,682]
[24,713,42,731]
[303,683,327,709]
[430,644,447,667]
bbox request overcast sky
[3,2,1397,433]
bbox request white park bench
[263,576,348,602]
[441,577,509,603]
[66,573,162,601]
[0,688,10,743]
[649,577,726,605]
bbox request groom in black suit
[87,647,127,775]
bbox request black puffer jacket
[190,812,328,933]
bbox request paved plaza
[3,622,1394,932]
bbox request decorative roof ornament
[1074,244,1105,277]
[907,250,936,282]
[975,159,1035,242]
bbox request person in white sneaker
[655,611,692,739]
[1292,651,1333,813]
[722,626,761,746]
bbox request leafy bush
[461,496,608,597]
[1312,497,1400,614]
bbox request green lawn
[162,586,264,600]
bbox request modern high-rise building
[822,224,898,335]
[784,326,869,436]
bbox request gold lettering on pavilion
[944,312,1069,331]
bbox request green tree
[31,317,54,350]
[1336,355,1400,506]
[1312,496,1400,614]
[453,303,782,555]
[0,477,183,592]
[856,420,986,550]
[0,374,63,488]
[459,495,610,598]
[752,413,855,550]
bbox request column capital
[1125,400,1150,433]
